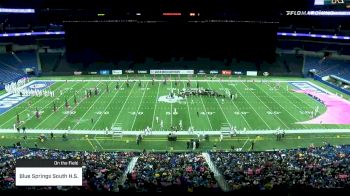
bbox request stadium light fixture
[0,8,35,13]
[0,31,65,37]
[277,32,350,40]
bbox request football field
[1,76,350,151]
[1,77,349,132]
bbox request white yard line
[275,85,324,125]
[170,81,173,126]
[207,82,232,129]
[218,81,252,130]
[199,91,214,131]
[33,82,90,129]
[46,82,98,129]
[241,82,289,129]
[289,88,319,109]
[131,82,149,130]
[91,83,125,130]
[254,83,307,129]
[151,82,161,129]
[231,81,272,129]
[0,82,67,127]
[183,82,193,130]
[111,82,137,128]
[287,83,342,129]
[69,82,106,130]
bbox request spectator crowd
[211,144,350,191]
[1,144,350,192]
[0,146,134,192]
[124,152,219,192]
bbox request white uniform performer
[156,116,159,123]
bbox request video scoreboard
[315,0,350,7]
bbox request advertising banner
[150,70,194,75]
[222,70,232,75]
[125,70,135,74]
[197,70,206,75]
[247,71,258,76]
[73,71,82,75]
[99,70,110,75]
[138,70,148,74]
[112,70,122,75]
[210,70,219,74]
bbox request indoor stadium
[1,0,350,193]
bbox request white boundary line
[2,128,350,135]
[33,79,316,83]
[94,134,105,150]
[86,138,97,151]
[241,137,250,150]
